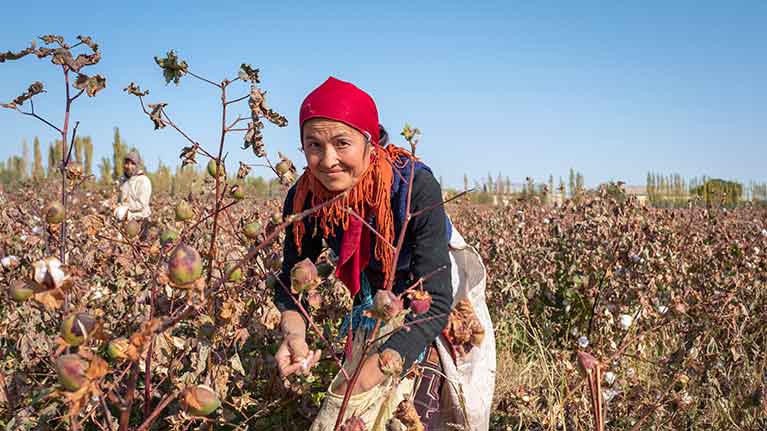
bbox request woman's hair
[379,125,389,147]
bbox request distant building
[624,185,649,206]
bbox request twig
[225,94,250,106]
[410,188,474,218]
[118,361,140,431]
[135,389,180,431]
[17,99,63,133]
[100,396,116,431]
[368,312,448,346]
[188,70,222,88]
[345,208,395,251]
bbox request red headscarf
[293,77,411,297]
[299,77,380,147]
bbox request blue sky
[1,1,765,189]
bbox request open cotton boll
[114,205,129,221]
[1,256,19,269]
[619,314,633,330]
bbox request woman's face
[302,118,373,192]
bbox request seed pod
[407,290,432,315]
[175,201,194,222]
[242,222,260,239]
[9,280,34,302]
[230,184,245,200]
[224,262,243,282]
[167,244,203,286]
[45,201,65,225]
[290,258,319,294]
[61,312,97,346]
[371,290,404,321]
[56,354,88,391]
[183,385,221,416]
[207,159,225,178]
[159,228,179,246]
[269,212,282,226]
[124,220,141,239]
[107,337,130,360]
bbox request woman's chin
[319,177,353,192]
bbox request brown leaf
[2,82,45,109]
[76,35,98,51]
[39,35,65,46]
[237,162,251,179]
[147,103,168,129]
[73,74,106,97]
[154,50,188,85]
[238,64,260,83]
[123,82,149,97]
[0,41,36,63]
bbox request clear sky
[1,1,765,189]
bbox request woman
[274,77,494,430]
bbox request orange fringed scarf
[291,144,414,296]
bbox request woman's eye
[335,141,350,148]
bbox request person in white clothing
[116,151,152,221]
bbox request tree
[691,178,743,208]
[98,157,112,184]
[112,127,127,180]
[74,137,83,163]
[21,139,29,179]
[568,168,576,198]
[47,143,56,177]
[496,172,504,195]
[576,172,584,196]
[32,137,44,180]
[83,136,94,176]
[487,172,494,194]
[463,174,469,191]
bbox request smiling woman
[272,77,495,430]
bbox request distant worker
[115,150,152,221]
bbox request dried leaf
[230,353,246,376]
[2,82,45,109]
[39,35,65,46]
[154,50,188,85]
[123,82,149,97]
[0,41,36,63]
[238,64,260,83]
[179,143,199,166]
[73,74,106,97]
[237,162,251,179]
[147,103,168,129]
[76,35,98,51]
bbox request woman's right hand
[275,334,322,378]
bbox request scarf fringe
[291,145,414,289]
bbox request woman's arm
[379,168,452,371]
[273,185,324,377]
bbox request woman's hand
[333,352,387,395]
[275,334,322,378]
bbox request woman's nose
[319,145,338,169]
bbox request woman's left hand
[334,353,387,395]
